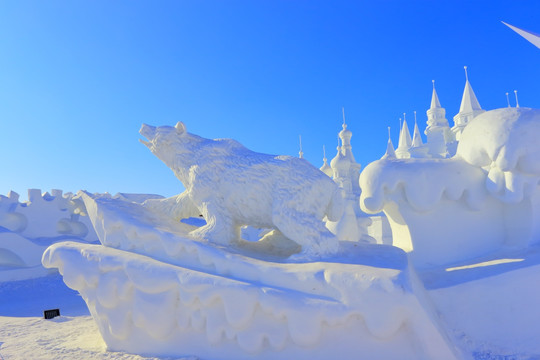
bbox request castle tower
[452,67,485,141]
[337,109,362,200]
[395,114,412,159]
[330,142,351,195]
[425,80,454,157]
[409,112,430,158]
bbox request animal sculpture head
[139,122,188,168]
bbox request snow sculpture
[42,124,463,359]
[0,189,101,273]
[139,122,344,257]
[43,191,461,359]
[360,107,540,268]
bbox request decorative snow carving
[139,122,344,257]
[41,126,463,359]
[360,107,540,268]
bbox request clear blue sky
[1,1,539,199]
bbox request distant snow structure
[321,110,379,243]
[0,189,100,279]
[388,68,486,159]
[502,21,540,49]
[451,66,486,141]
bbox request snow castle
[360,75,540,267]
[389,67,485,160]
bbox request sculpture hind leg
[272,205,339,257]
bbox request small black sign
[43,308,60,319]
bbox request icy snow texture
[360,107,540,267]
[42,238,460,360]
[139,122,344,257]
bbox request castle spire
[430,80,442,109]
[298,135,303,159]
[396,115,412,159]
[506,92,511,107]
[514,90,520,108]
[458,66,482,113]
[452,66,485,141]
[382,127,396,159]
[411,111,423,147]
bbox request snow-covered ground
[2,247,540,359]
[0,273,196,360]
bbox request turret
[425,80,454,157]
[452,66,485,141]
[395,114,412,159]
[409,111,429,158]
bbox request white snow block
[43,241,461,360]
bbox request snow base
[43,241,460,360]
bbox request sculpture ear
[175,122,186,134]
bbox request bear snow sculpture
[139,122,344,256]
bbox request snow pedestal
[42,193,461,360]
[360,158,507,268]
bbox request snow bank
[360,107,540,267]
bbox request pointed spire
[396,115,412,159]
[298,135,303,159]
[398,116,412,149]
[412,112,423,147]
[459,66,483,113]
[382,127,396,159]
[506,92,511,107]
[514,90,520,108]
[502,21,540,49]
[430,80,442,109]
[342,107,346,125]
